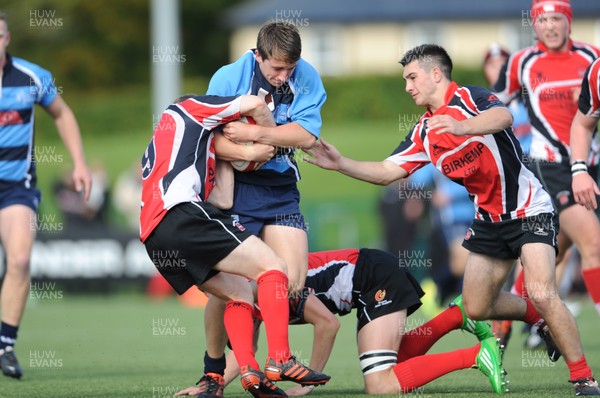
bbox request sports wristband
[571,161,588,175]
[572,170,588,177]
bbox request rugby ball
[230,116,262,172]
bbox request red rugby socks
[257,270,291,362]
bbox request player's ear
[254,49,263,63]
[432,66,443,83]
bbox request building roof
[225,0,600,26]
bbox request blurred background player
[485,40,584,351]
[52,160,109,237]
[483,43,532,156]
[0,11,92,379]
[571,56,600,212]
[492,0,600,340]
[569,58,600,367]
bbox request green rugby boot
[449,295,494,342]
[475,337,509,395]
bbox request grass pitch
[1,293,598,397]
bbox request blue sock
[203,351,226,375]
[0,322,18,350]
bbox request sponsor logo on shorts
[231,214,246,232]
[465,228,475,240]
[375,289,386,302]
[533,226,549,236]
[373,289,392,308]
[556,190,570,207]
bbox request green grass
[2,294,599,397]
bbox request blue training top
[207,50,326,186]
[0,54,57,186]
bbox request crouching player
[177,248,508,397]
[140,94,330,398]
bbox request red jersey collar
[425,81,459,117]
[535,38,573,55]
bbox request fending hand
[301,138,342,171]
[428,115,467,136]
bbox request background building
[225,0,600,75]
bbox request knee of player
[364,371,399,395]
[225,287,255,304]
[328,316,341,332]
[260,256,287,275]
[212,279,255,304]
[287,276,306,294]
[527,290,559,311]
[4,252,31,273]
[319,315,341,336]
[581,236,600,263]
[462,298,488,320]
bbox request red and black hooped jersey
[305,249,360,316]
[139,95,242,242]
[494,40,600,164]
[387,82,554,223]
[579,57,600,120]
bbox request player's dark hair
[173,94,196,103]
[256,21,301,63]
[399,44,453,80]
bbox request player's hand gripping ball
[230,116,263,172]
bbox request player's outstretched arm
[303,138,408,185]
[429,107,513,136]
[302,294,340,371]
[285,294,339,397]
[570,110,600,210]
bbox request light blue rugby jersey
[207,50,326,186]
[0,54,57,185]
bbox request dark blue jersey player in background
[195,21,327,396]
[0,11,92,380]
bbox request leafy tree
[2,0,242,90]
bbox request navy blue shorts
[0,180,41,212]
[226,181,306,236]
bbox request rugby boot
[240,366,287,398]
[570,377,600,396]
[264,356,330,386]
[195,372,224,398]
[474,337,509,395]
[0,346,23,379]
